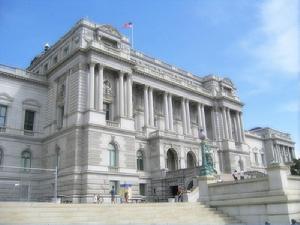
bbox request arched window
[0,148,3,165]
[187,151,196,168]
[108,143,117,167]
[167,149,178,171]
[21,150,31,169]
[137,150,144,171]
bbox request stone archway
[187,151,197,168]
[166,148,178,171]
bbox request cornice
[0,70,48,87]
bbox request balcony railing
[108,166,119,172]
[106,120,120,128]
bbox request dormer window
[101,36,118,48]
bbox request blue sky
[0,0,299,156]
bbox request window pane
[24,110,35,131]
[0,105,7,116]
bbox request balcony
[106,120,120,128]
[108,166,119,172]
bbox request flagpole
[131,25,134,49]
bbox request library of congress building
[0,19,295,202]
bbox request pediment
[0,93,13,105]
[99,25,122,38]
[23,99,41,108]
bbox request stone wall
[198,163,300,225]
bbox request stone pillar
[211,108,217,140]
[65,71,70,116]
[164,92,169,130]
[226,109,233,140]
[127,74,133,118]
[197,103,202,129]
[222,107,228,139]
[119,72,124,117]
[201,104,207,135]
[236,111,242,143]
[149,87,154,127]
[186,99,191,134]
[181,98,187,135]
[98,65,104,112]
[233,114,238,142]
[239,112,245,142]
[88,62,95,110]
[144,85,149,127]
[168,94,174,131]
[197,175,215,203]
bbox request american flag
[123,22,133,29]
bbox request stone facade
[0,19,296,202]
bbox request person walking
[177,187,184,202]
[110,186,116,204]
[232,170,238,181]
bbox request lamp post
[199,129,214,176]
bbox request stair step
[0,202,245,225]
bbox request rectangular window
[254,153,258,165]
[139,183,146,196]
[24,110,35,132]
[0,105,7,129]
[261,154,265,166]
[104,103,110,121]
[57,106,64,129]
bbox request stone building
[0,19,296,202]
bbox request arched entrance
[166,148,178,171]
[187,151,196,168]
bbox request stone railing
[0,64,46,83]
[106,120,120,128]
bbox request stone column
[211,108,217,140]
[197,103,202,129]
[168,94,174,131]
[239,112,245,142]
[149,87,154,127]
[236,111,242,143]
[186,99,191,134]
[201,104,207,135]
[119,72,124,117]
[88,62,95,109]
[65,71,70,116]
[181,98,187,135]
[226,109,233,140]
[164,92,169,130]
[222,107,228,139]
[98,65,104,112]
[144,85,149,127]
[127,74,133,118]
[233,114,238,142]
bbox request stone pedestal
[197,175,215,204]
[84,110,106,125]
[120,117,135,131]
[267,163,290,191]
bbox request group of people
[232,169,245,181]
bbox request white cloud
[241,0,299,77]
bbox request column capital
[89,61,97,67]
[144,84,149,90]
[119,71,125,77]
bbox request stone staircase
[0,202,245,225]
